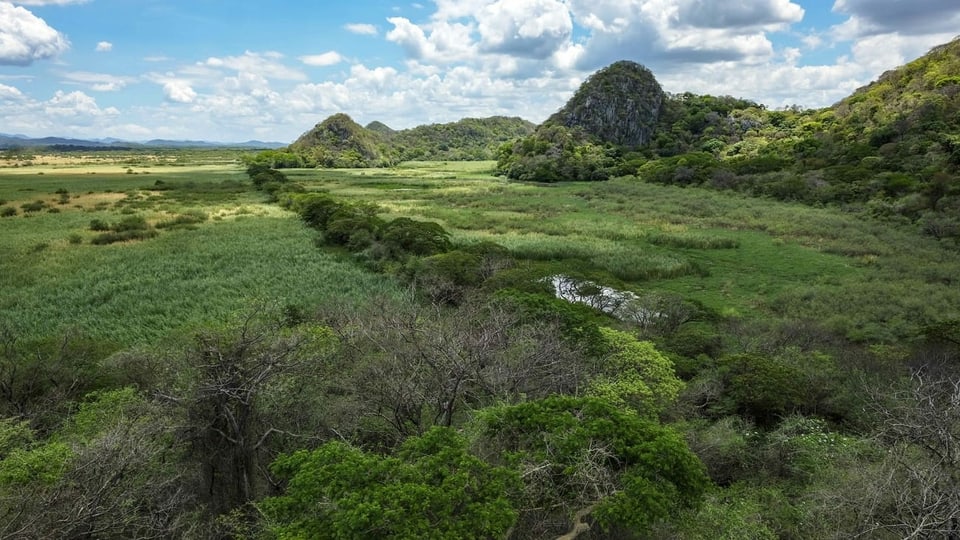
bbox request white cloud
[0,3,69,66]
[344,23,378,35]
[44,90,118,121]
[162,80,197,103]
[832,0,960,36]
[95,41,112,52]
[0,83,24,100]
[300,51,343,67]
[386,17,477,63]
[203,51,306,81]
[476,0,572,59]
[61,71,133,92]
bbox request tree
[473,396,709,538]
[260,427,520,539]
[851,368,960,537]
[0,388,198,539]
[331,296,588,445]
[585,327,684,417]
[160,311,337,516]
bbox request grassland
[0,155,401,344]
[284,161,960,342]
[2,155,957,346]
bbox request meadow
[282,161,959,343]
[0,152,401,344]
[3,154,957,346]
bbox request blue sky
[1,0,959,142]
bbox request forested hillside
[281,115,535,167]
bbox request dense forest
[1,36,960,539]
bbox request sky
[1,0,959,143]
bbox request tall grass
[0,167,401,344]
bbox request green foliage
[379,217,451,256]
[497,124,619,182]
[0,418,33,456]
[154,210,208,229]
[0,440,71,486]
[262,427,520,539]
[20,200,46,213]
[0,206,15,217]
[587,327,684,416]
[475,396,708,536]
[710,349,846,427]
[0,330,119,431]
[392,116,536,161]
[491,288,607,355]
[62,387,142,442]
[716,353,805,425]
[288,113,396,168]
[246,163,290,189]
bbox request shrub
[20,200,46,213]
[0,206,16,218]
[379,217,452,257]
[90,229,158,245]
[113,215,149,232]
[324,213,383,248]
[88,219,110,231]
[155,211,208,229]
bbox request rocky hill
[497,61,665,181]
[544,61,664,147]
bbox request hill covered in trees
[495,37,960,243]
[281,115,535,167]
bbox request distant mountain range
[0,133,286,150]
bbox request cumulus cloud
[162,80,197,103]
[95,41,112,52]
[832,0,960,36]
[676,0,803,29]
[0,82,24,100]
[476,0,572,58]
[44,90,118,121]
[0,3,69,66]
[386,17,477,63]
[344,23,378,35]
[300,51,343,67]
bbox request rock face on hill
[545,60,665,147]
[496,60,666,181]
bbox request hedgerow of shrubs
[88,215,158,245]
